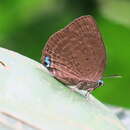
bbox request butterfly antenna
[103,75,122,79]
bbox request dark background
[1,0,130,108]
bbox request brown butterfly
[41,15,106,92]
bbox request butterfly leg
[70,86,78,92]
[85,91,89,97]
[85,91,91,101]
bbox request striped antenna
[103,75,122,79]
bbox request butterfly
[41,15,106,93]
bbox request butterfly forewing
[42,15,106,85]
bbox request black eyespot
[44,56,51,68]
[87,68,90,71]
[86,58,89,61]
[44,61,48,66]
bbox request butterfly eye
[44,56,51,68]
[98,80,104,87]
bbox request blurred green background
[0,0,130,108]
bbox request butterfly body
[42,15,106,92]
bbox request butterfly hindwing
[42,15,106,85]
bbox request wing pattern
[42,15,106,85]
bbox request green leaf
[0,47,126,129]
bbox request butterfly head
[44,56,51,68]
[77,80,104,92]
[88,80,104,92]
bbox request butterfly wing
[42,15,106,84]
